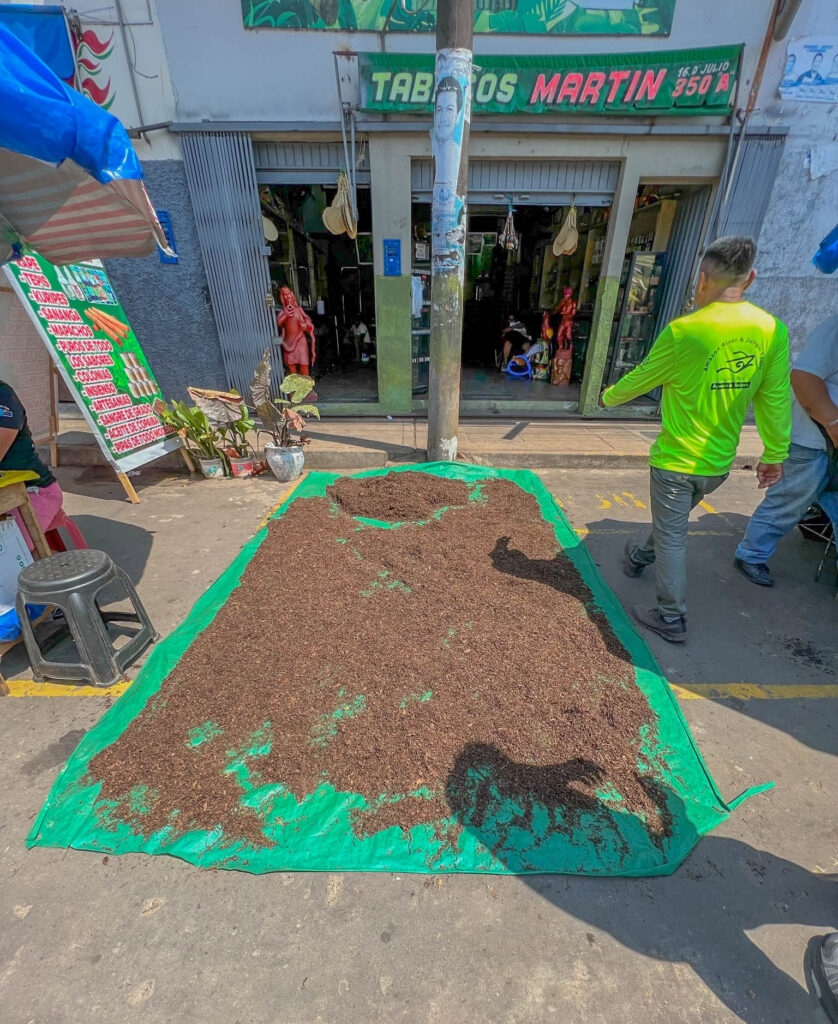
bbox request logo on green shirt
[716,351,756,375]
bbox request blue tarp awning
[0,23,168,264]
[0,4,74,81]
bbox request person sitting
[347,318,375,364]
[500,315,531,370]
[0,379,63,550]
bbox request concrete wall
[157,0,774,124]
[749,0,838,355]
[105,160,227,400]
[68,0,180,160]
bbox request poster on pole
[431,48,472,279]
[3,254,181,485]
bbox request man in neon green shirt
[601,236,791,642]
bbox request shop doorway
[260,184,378,403]
[411,201,611,407]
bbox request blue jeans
[735,443,838,565]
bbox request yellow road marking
[697,499,738,530]
[257,472,308,530]
[671,683,838,701]
[622,492,647,509]
[595,495,611,509]
[6,679,835,700]
[2,679,133,697]
[574,527,734,537]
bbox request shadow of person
[447,742,836,1024]
[489,535,631,665]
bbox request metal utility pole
[427,0,473,462]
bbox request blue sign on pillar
[156,210,179,264]
[383,238,401,276]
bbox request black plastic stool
[16,549,158,687]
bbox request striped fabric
[0,147,169,265]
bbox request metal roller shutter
[411,159,620,205]
[181,132,277,396]
[252,141,370,184]
[718,130,788,240]
[655,185,713,331]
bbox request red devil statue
[276,286,315,375]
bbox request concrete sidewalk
[53,410,767,471]
[304,418,766,469]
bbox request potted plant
[219,406,256,478]
[250,348,319,482]
[159,399,226,478]
[186,388,257,479]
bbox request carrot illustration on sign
[84,307,129,346]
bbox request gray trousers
[630,467,727,618]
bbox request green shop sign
[242,0,675,35]
[360,46,741,116]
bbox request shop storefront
[358,46,743,417]
[176,41,787,418]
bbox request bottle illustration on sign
[55,265,84,301]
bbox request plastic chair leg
[67,590,122,688]
[62,515,88,550]
[15,593,45,681]
[45,529,66,553]
[115,567,159,643]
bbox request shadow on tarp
[24,464,770,875]
[448,745,835,1023]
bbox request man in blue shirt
[735,314,838,584]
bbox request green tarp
[27,465,769,875]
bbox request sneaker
[623,538,647,578]
[633,605,687,643]
[734,558,775,587]
[809,933,838,1023]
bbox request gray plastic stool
[16,549,158,687]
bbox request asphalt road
[0,464,835,1024]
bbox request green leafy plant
[250,348,319,448]
[186,387,255,460]
[220,407,256,458]
[158,400,224,461]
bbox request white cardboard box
[0,517,33,617]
